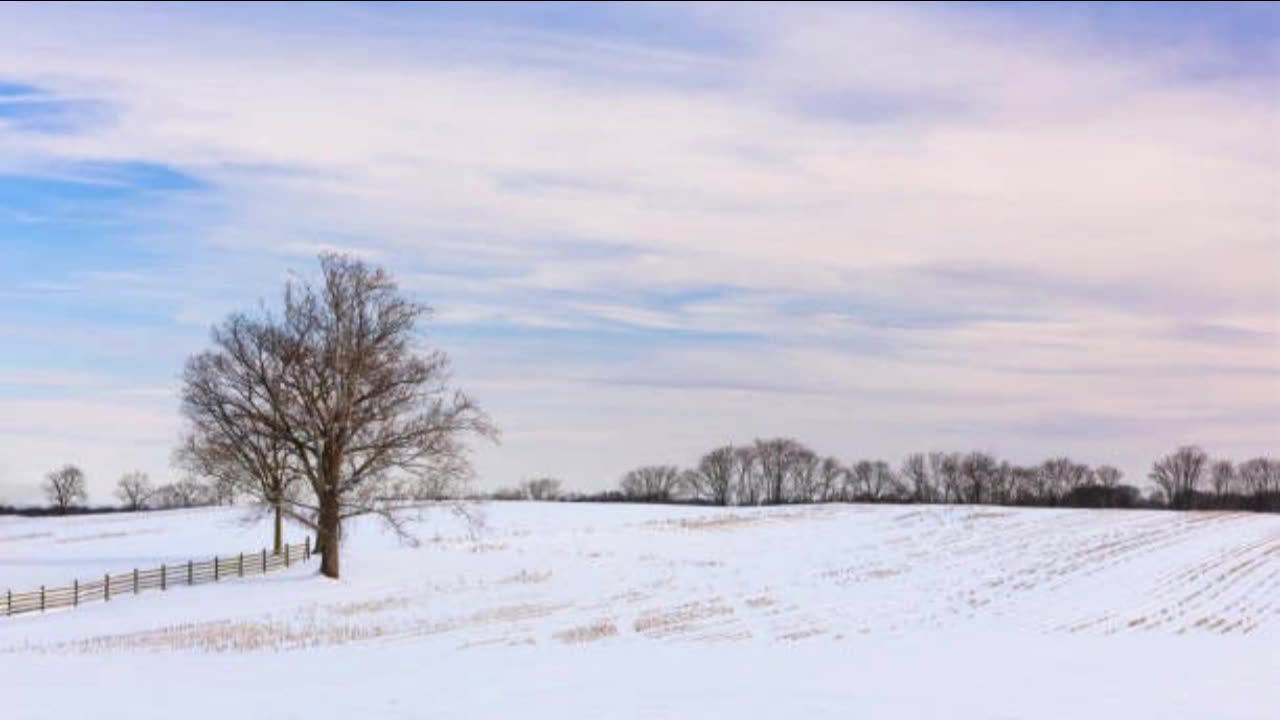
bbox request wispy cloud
[0,2,1275,502]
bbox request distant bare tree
[1210,460,1235,501]
[1094,465,1122,489]
[1149,445,1208,510]
[1009,465,1038,504]
[490,487,525,501]
[849,461,872,500]
[44,464,87,513]
[520,477,562,501]
[1238,458,1271,497]
[866,460,896,502]
[620,465,682,501]
[900,453,933,503]
[960,452,998,504]
[695,446,736,505]
[932,452,963,504]
[818,457,847,502]
[733,445,760,505]
[988,461,1015,505]
[1038,458,1090,506]
[180,254,497,578]
[753,438,816,504]
[790,448,822,502]
[152,478,210,509]
[114,471,153,511]
[209,474,238,506]
[677,469,705,501]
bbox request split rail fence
[3,538,312,617]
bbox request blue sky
[0,2,1277,503]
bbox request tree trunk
[318,494,340,579]
[273,502,283,555]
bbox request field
[3,503,1279,718]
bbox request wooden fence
[3,538,312,617]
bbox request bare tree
[848,461,872,501]
[114,471,153,511]
[900,453,933,503]
[931,452,963,504]
[1210,460,1235,501]
[1238,457,1271,497]
[695,446,736,505]
[490,487,525,501]
[208,474,238,506]
[1149,445,1207,510]
[619,465,682,501]
[988,461,1015,505]
[754,438,813,504]
[44,464,87,513]
[180,254,497,578]
[151,478,210,509]
[866,460,896,502]
[1009,465,1039,504]
[818,457,847,503]
[1038,458,1089,506]
[1094,465,1122,489]
[960,452,998,504]
[520,477,562,501]
[733,445,760,506]
[178,334,310,553]
[789,447,821,502]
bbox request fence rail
[3,538,312,617]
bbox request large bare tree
[114,471,153,511]
[44,464,87,513]
[180,254,497,578]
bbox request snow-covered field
[3,502,1278,718]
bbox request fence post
[261,548,267,573]
[238,553,244,577]
[40,585,45,612]
[105,573,110,602]
[134,568,139,594]
[285,544,290,568]
[305,536,311,561]
[74,579,78,607]
[188,560,193,586]
[161,564,167,591]
[214,555,219,582]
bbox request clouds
[0,2,1276,502]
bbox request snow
[3,502,1278,718]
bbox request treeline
[4,463,237,516]
[493,440,1280,513]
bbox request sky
[0,2,1277,505]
